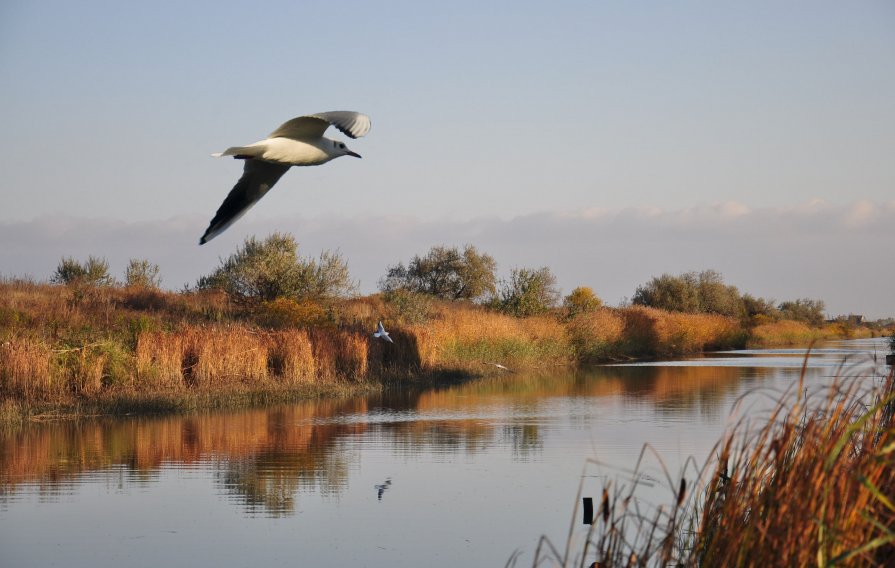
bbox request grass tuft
[518,366,895,567]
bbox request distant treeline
[39,232,889,327]
[1,232,890,421]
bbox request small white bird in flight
[200,111,371,244]
[374,321,394,343]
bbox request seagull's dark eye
[340,143,345,149]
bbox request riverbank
[0,280,888,422]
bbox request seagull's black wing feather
[200,159,292,244]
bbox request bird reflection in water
[374,478,392,501]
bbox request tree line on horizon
[35,231,873,326]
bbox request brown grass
[406,302,572,369]
[267,330,316,384]
[749,320,825,347]
[186,327,270,387]
[0,339,56,399]
[617,306,745,357]
[0,280,886,419]
[135,331,185,389]
[691,375,895,566]
[521,367,895,567]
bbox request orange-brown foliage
[0,339,56,399]
[267,330,316,384]
[135,331,185,389]
[617,306,742,356]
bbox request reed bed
[616,306,746,358]
[267,329,317,384]
[136,330,185,388]
[0,339,56,399]
[748,320,826,347]
[407,302,572,369]
[518,367,895,567]
[0,281,888,420]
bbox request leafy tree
[196,232,357,303]
[564,286,602,317]
[51,256,114,287]
[124,258,162,289]
[778,298,826,326]
[632,270,743,317]
[742,294,780,321]
[632,272,700,313]
[495,267,560,317]
[379,244,497,302]
[694,269,745,318]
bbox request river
[0,338,889,567]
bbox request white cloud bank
[2,200,893,318]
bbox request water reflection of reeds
[2,362,770,515]
[1,399,368,514]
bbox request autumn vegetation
[1,233,890,421]
[521,368,895,567]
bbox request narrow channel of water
[0,338,888,567]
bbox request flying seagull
[373,321,394,343]
[200,111,371,244]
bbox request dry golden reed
[307,328,370,381]
[2,280,889,414]
[618,306,741,356]
[267,330,316,384]
[0,339,56,399]
[406,303,572,369]
[566,309,626,361]
[184,327,269,387]
[522,370,895,567]
[135,331,185,389]
[749,320,820,346]
[71,345,105,395]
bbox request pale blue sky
[1,1,893,316]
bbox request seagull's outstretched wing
[374,321,394,343]
[200,160,292,244]
[269,111,371,141]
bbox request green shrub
[125,259,162,289]
[563,286,602,317]
[196,232,357,304]
[778,298,826,326]
[633,270,744,317]
[379,244,497,302]
[51,256,114,287]
[494,267,560,317]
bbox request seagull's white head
[327,138,362,159]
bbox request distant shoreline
[1,281,888,423]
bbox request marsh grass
[1,281,887,422]
[0,339,56,399]
[748,320,874,348]
[516,363,895,567]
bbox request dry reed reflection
[1,363,772,516]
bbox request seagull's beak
[345,149,362,159]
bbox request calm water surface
[1,338,888,567]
